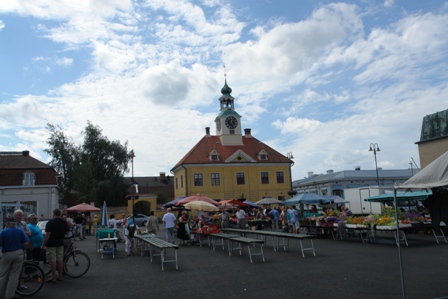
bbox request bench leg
[247,245,252,263]
[299,239,315,257]
[271,236,277,252]
[161,248,165,271]
[175,249,178,270]
[246,244,265,263]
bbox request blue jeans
[166,227,175,244]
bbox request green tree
[45,121,131,207]
[44,123,80,206]
[80,122,130,206]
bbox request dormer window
[209,150,220,161]
[23,172,35,186]
[258,150,268,160]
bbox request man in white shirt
[162,208,177,244]
[235,207,247,229]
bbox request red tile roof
[171,135,291,171]
[0,151,58,186]
[0,152,53,169]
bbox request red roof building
[171,81,294,203]
[0,151,60,223]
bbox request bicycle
[41,239,90,278]
[16,259,45,296]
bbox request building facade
[292,168,416,198]
[416,109,448,168]
[170,81,294,203]
[0,151,60,227]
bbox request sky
[1,0,447,181]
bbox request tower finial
[223,64,227,83]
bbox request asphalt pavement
[33,226,448,299]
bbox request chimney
[205,127,210,137]
[355,166,361,171]
[160,172,166,180]
[244,128,252,138]
[22,151,30,156]
[326,169,334,174]
[307,171,314,178]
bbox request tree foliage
[45,122,131,207]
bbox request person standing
[177,211,190,245]
[162,208,177,244]
[14,209,31,238]
[73,212,84,241]
[146,211,159,235]
[118,213,127,242]
[81,213,89,240]
[268,208,280,231]
[0,218,30,299]
[288,206,300,234]
[91,215,99,235]
[221,208,230,229]
[42,209,69,283]
[27,214,44,261]
[61,211,75,256]
[124,221,140,256]
[235,207,247,229]
[280,207,289,233]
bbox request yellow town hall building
[170,80,294,203]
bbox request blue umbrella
[101,201,108,226]
[162,196,187,208]
[242,200,259,208]
[284,192,333,205]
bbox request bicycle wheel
[64,251,90,278]
[16,263,45,296]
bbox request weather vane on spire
[223,64,227,81]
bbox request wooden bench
[261,231,315,257]
[228,237,265,263]
[222,228,315,257]
[136,235,179,271]
[209,233,240,253]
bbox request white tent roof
[395,151,448,189]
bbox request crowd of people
[0,207,79,298]
[156,203,355,246]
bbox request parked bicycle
[16,259,45,296]
[41,239,90,278]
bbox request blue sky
[1,0,447,181]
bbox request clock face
[225,116,238,129]
[216,118,221,131]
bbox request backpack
[128,225,135,238]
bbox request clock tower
[215,80,243,146]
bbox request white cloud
[383,0,394,8]
[55,57,73,67]
[1,1,447,180]
[0,20,5,30]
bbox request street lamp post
[286,152,294,200]
[129,150,138,225]
[369,143,381,186]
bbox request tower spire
[223,64,227,84]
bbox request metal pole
[393,189,406,299]
[374,149,379,185]
[130,150,135,225]
[369,143,380,186]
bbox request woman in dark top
[177,211,190,245]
